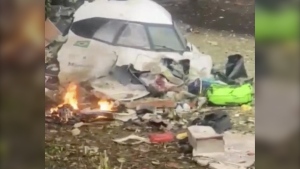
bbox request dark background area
[158,0,254,35]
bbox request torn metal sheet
[91,76,149,101]
[141,57,187,85]
[127,52,213,79]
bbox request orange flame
[98,100,114,111]
[62,83,78,110]
[50,83,78,113]
[50,83,115,113]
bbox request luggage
[206,83,253,106]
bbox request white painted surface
[57,36,118,84]
[57,0,213,84]
[74,0,173,24]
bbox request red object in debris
[154,75,167,92]
[149,132,174,143]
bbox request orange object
[149,132,174,143]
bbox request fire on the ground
[49,83,117,120]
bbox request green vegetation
[255,6,299,41]
[45,0,52,19]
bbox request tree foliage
[45,0,52,19]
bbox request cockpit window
[174,22,187,48]
[71,17,186,52]
[71,17,125,43]
[93,20,125,43]
[117,23,150,49]
[71,17,109,39]
[147,25,185,52]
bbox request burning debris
[46,83,123,124]
[46,104,78,124]
[49,83,79,113]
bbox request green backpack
[206,83,254,106]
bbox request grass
[98,151,112,169]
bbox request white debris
[71,128,81,136]
[197,97,207,109]
[182,103,191,112]
[113,135,150,145]
[175,104,184,113]
[175,103,192,113]
[188,126,224,155]
[74,122,85,128]
[193,131,255,169]
[208,41,219,46]
[141,113,155,121]
[165,91,177,99]
[113,110,138,122]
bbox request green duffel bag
[206,83,254,106]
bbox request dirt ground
[45,109,254,169]
[45,0,255,168]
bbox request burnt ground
[45,0,255,169]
